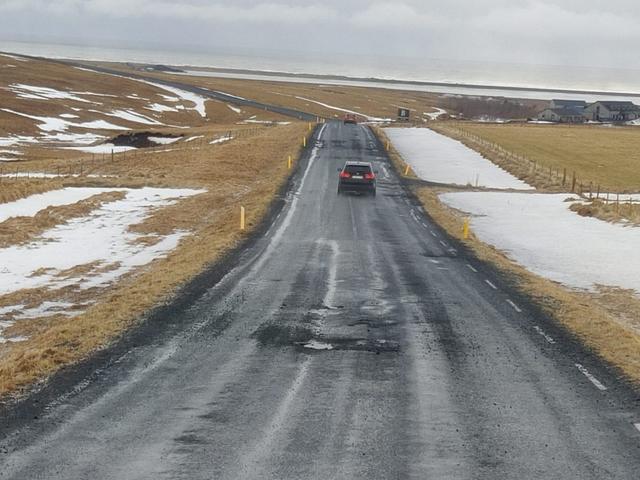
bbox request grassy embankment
[0,121,310,397]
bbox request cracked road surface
[1,121,639,479]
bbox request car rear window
[344,165,371,174]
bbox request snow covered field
[440,192,640,294]
[385,127,533,190]
[0,187,205,341]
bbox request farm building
[537,108,585,123]
[583,101,640,122]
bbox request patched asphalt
[1,121,640,479]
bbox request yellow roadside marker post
[240,206,246,231]
[303,136,307,147]
[288,155,292,169]
[386,141,390,151]
[463,218,470,239]
[404,164,411,176]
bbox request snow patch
[146,103,179,113]
[227,104,242,114]
[96,109,164,126]
[209,135,233,145]
[0,187,120,223]
[1,109,128,133]
[424,108,447,120]
[65,143,136,154]
[140,82,208,117]
[440,192,640,294]
[148,136,181,145]
[0,187,205,297]
[385,127,533,190]
[294,96,390,122]
[8,84,95,103]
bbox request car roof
[344,161,372,167]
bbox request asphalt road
[1,122,640,479]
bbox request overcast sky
[1,0,640,71]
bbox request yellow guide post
[404,164,410,176]
[303,136,307,147]
[240,206,246,231]
[463,218,470,239]
[288,155,292,169]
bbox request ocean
[2,40,640,102]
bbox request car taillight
[340,171,351,178]
[364,172,375,180]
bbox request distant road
[1,121,639,479]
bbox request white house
[583,101,640,122]
[537,108,585,123]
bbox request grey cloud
[0,0,639,70]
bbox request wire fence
[435,123,636,201]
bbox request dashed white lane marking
[421,222,428,228]
[439,240,448,248]
[466,264,478,273]
[410,209,421,224]
[430,231,437,237]
[634,423,640,433]
[575,363,607,391]
[506,299,522,313]
[484,279,498,290]
[533,326,555,344]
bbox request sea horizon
[2,39,640,102]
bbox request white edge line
[506,299,522,313]
[575,363,607,391]
[533,325,555,344]
[466,264,478,273]
[485,279,498,290]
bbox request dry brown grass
[0,55,207,139]
[414,186,640,385]
[437,122,640,193]
[0,179,64,203]
[0,121,309,396]
[0,191,126,247]
[569,199,640,226]
[91,62,445,122]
